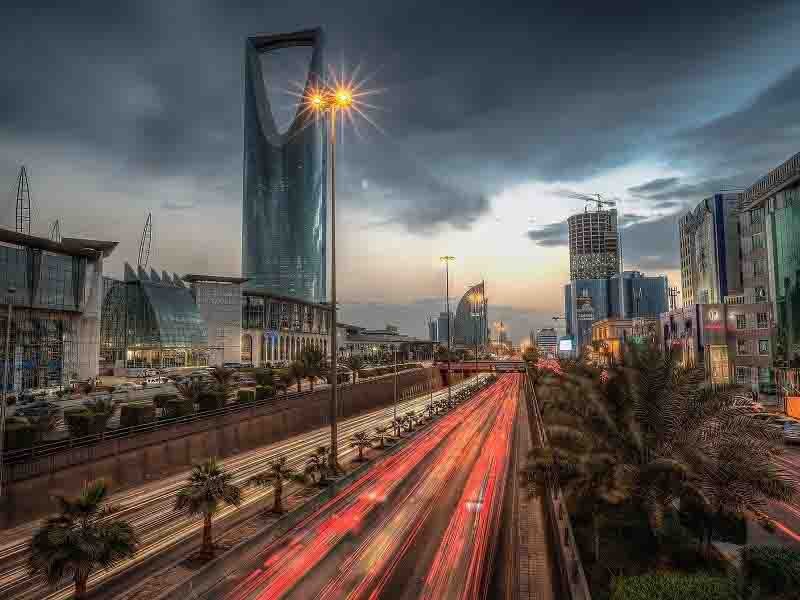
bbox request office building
[242,29,327,303]
[339,324,434,362]
[185,275,247,366]
[428,311,452,345]
[592,317,661,366]
[534,327,558,357]
[0,228,116,392]
[679,193,741,306]
[568,208,620,280]
[453,281,488,348]
[101,264,209,371]
[610,271,669,319]
[564,279,612,355]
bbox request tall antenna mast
[15,166,31,235]
[48,219,61,243]
[138,212,153,268]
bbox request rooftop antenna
[48,219,61,243]
[138,212,152,268]
[14,166,32,235]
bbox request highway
[198,374,520,600]
[755,446,800,547]
[0,377,482,600]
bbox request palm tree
[208,365,238,403]
[300,347,324,391]
[374,425,390,449]
[288,361,305,393]
[28,480,138,599]
[174,458,242,559]
[343,355,365,384]
[304,447,330,485]
[249,455,300,514]
[526,344,798,559]
[391,417,404,438]
[403,411,417,432]
[350,431,372,461]
[175,378,207,407]
[424,403,436,421]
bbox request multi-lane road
[754,446,800,547]
[192,374,520,600]
[0,377,483,600]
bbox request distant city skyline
[3,2,800,341]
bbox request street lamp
[0,286,17,500]
[392,343,398,421]
[308,84,355,473]
[440,256,455,405]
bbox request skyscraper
[679,193,741,305]
[453,282,488,348]
[568,208,620,280]
[535,327,558,357]
[242,29,327,303]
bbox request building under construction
[0,227,117,392]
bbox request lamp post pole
[393,344,397,421]
[328,104,340,473]
[0,287,16,500]
[440,256,454,406]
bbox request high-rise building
[428,311,452,345]
[610,271,669,319]
[453,282,488,348]
[679,193,741,305]
[242,29,327,303]
[564,279,612,354]
[535,327,558,357]
[568,208,620,280]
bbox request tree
[249,455,300,514]
[525,344,797,562]
[391,417,404,438]
[350,431,372,461]
[304,446,330,485]
[374,425,390,449]
[28,480,138,599]
[300,347,324,391]
[174,458,242,559]
[273,368,290,395]
[522,345,540,365]
[288,361,305,392]
[175,378,207,406]
[208,366,238,403]
[403,411,417,432]
[343,355,365,384]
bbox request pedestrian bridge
[435,360,526,373]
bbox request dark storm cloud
[620,214,680,273]
[1,0,799,235]
[628,178,680,196]
[526,222,568,247]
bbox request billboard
[559,338,574,352]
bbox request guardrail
[523,368,591,600]
[2,367,427,465]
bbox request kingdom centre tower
[242,28,327,303]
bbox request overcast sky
[2,1,800,340]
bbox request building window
[735,366,751,384]
[736,339,750,355]
[736,314,747,330]
[752,234,765,250]
[753,260,766,277]
[754,286,767,300]
[757,312,769,329]
[758,339,769,355]
[758,367,773,392]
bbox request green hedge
[255,385,275,401]
[120,404,156,428]
[741,545,800,596]
[198,392,226,412]
[4,418,36,450]
[238,389,256,403]
[64,408,108,437]
[164,398,194,418]
[153,394,177,412]
[610,573,736,600]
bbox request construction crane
[138,212,153,268]
[14,166,32,235]
[48,219,61,243]
[557,189,617,212]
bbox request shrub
[741,545,800,597]
[198,392,226,412]
[238,389,256,403]
[610,573,736,600]
[164,398,194,418]
[255,386,275,401]
[120,404,156,428]
[64,408,104,437]
[253,369,274,387]
[4,417,36,450]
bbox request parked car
[784,420,800,444]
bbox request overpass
[435,359,527,373]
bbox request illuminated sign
[559,339,573,351]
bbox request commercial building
[0,227,117,392]
[564,278,612,355]
[610,271,669,319]
[568,208,620,280]
[591,317,661,366]
[452,281,488,348]
[185,275,247,366]
[534,327,558,357]
[101,264,209,371]
[427,311,451,346]
[679,193,741,305]
[339,324,434,362]
[242,29,327,303]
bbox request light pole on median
[0,286,17,500]
[392,343,397,421]
[440,256,455,406]
[309,84,354,474]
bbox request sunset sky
[2,1,800,341]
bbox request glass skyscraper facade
[452,282,488,348]
[242,29,327,303]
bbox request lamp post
[0,286,17,500]
[309,85,353,473]
[392,343,397,421]
[440,256,455,405]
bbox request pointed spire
[161,270,172,284]
[137,266,150,281]
[124,262,138,282]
